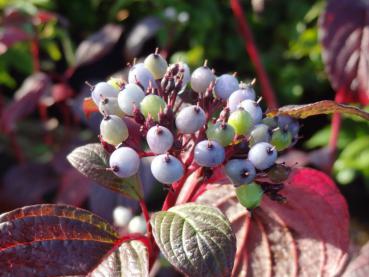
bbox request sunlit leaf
[151,203,236,277]
[67,143,142,200]
[89,239,149,277]
[268,100,369,121]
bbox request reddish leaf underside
[196,168,349,277]
[0,204,118,276]
[88,237,149,277]
[320,0,369,104]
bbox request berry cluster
[88,49,299,199]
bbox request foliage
[305,112,369,186]
[1,0,369,276]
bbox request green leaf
[150,203,236,277]
[268,100,369,121]
[333,136,369,185]
[339,137,369,161]
[89,239,149,277]
[67,143,142,200]
[304,126,331,149]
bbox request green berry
[235,183,263,210]
[100,115,129,146]
[249,124,271,147]
[99,97,125,117]
[271,128,292,151]
[262,117,278,129]
[206,122,235,146]
[144,52,168,80]
[227,108,253,136]
[140,95,166,121]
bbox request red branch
[161,164,199,211]
[139,199,151,237]
[31,38,40,72]
[230,0,278,109]
[139,151,156,158]
[139,198,158,267]
[328,88,345,172]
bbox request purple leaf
[320,0,369,104]
[75,24,123,67]
[0,163,58,210]
[0,73,51,134]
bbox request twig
[230,0,278,109]
[328,89,345,172]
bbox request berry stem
[189,168,226,201]
[230,0,278,109]
[161,163,200,211]
[176,169,204,205]
[139,151,156,157]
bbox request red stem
[31,38,40,72]
[139,198,157,267]
[139,151,156,158]
[230,0,278,109]
[328,113,341,153]
[177,171,203,205]
[139,198,151,237]
[114,233,151,249]
[161,164,199,211]
[328,89,345,172]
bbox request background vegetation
[1,0,368,244]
